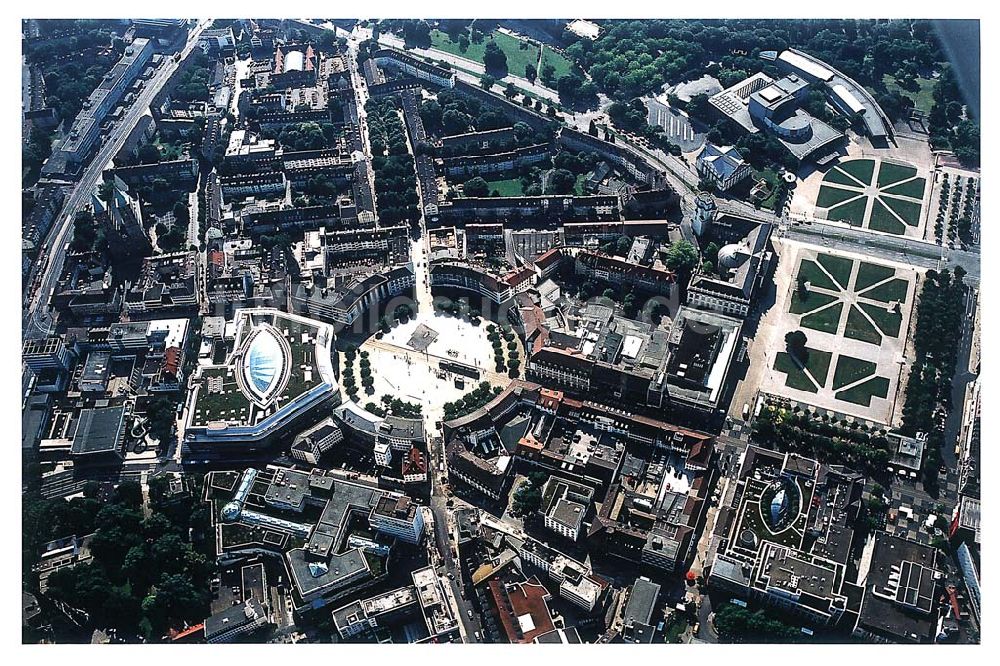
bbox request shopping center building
[184,308,340,451]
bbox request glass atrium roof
[770,488,788,527]
[244,328,285,401]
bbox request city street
[377,32,562,104]
[23,20,212,341]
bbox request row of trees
[442,382,503,421]
[899,268,968,493]
[487,323,520,376]
[341,347,373,398]
[752,403,895,476]
[934,173,979,246]
[366,98,420,225]
[367,96,411,156]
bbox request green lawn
[756,168,783,210]
[430,29,540,78]
[817,253,855,289]
[860,302,903,338]
[483,177,526,196]
[836,376,890,406]
[844,305,883,345]
[880,195,922,226]
[801,302,844,334]
[789,289,838,315]
[862,277,910,304]
[774,347,833,392]
[881,177,926,200]
[868,198,908,234]
[816,185,863,209]
[823,167,866,188]
[876,161,918,188]
[836,159,876,186]
[881,74,936,114]
[833,355,877,390]
[797,259,839,291]
[854,262,896,292]
[828,196,868,226]
[539,45,574,80]
[430,29,488,63]
[663,615,688,644]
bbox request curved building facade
[184,308,341,452]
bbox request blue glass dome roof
[770,488,788,526]
[244,328,285,401]
[221,501,242,522]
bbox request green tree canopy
[665,240,699,272]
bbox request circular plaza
[338,238,523,433]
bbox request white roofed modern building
[183,308,340,452]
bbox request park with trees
[23,477,214,640]
[443,382,503,421]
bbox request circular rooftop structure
[738,528,759,550]
[718,243,743,270]
[221,501,242,522]
[775,114,812,141]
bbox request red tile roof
[403,447,426,476]
[505,265,534,287]
[488,576,555,644]
[162,346,181,376]
[533,247,563,270]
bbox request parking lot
[646,96,705,152]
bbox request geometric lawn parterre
[773,252,910,406]
[815,158,926,235]
[792,252,909,346]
